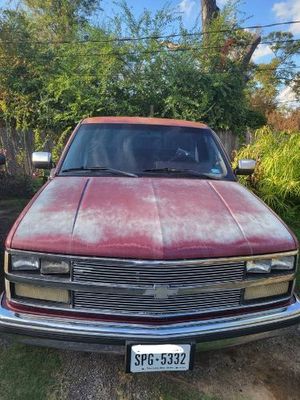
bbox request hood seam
[71,178,90,236]
[208,181,253,255]
[151,179,165,259]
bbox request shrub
[234,126,300,222]
[0,173,43,199]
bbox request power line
[64,37,300,56]
[1,20,300,45]
[0,37,299,62]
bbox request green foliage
[23,0,101,38]
[0,0,264,134]
[0,172,42,198]
[0,344,62,400]
[234,126,300,222]
[0,0,267,167]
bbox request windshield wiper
[61,166,138,177]
[142,167,221,180]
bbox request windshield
[60,123,232,179]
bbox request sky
[121,0,300,61]
[1,0,299,64]
[1,0,300,103]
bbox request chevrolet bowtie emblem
[153,285,177,299]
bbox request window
[60,123,231,179]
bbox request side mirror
[0,154,6,166]
[236,159,256,175]
[32,152,53,169]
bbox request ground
[0,198,299,400]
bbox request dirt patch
[56,332,300,400]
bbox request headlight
[246,256,295,274]
[11,254,39,271]
[41,260,70,275]
[246,260,271,273]
[271,256,295,271]
[10,254,70,275]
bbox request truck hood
[9,176,297,259]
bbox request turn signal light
[244,282,289,301]
[15,283,69,304]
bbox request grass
[288,221,300,291]
[234,128,300,223]
[0,343,62,400]
[160,383,219,400]
[0,199,63,400]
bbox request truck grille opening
[72,260,244,317]
[73,290,242,315]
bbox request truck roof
[81,116,208,129]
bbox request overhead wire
[1,19,300,45]
[0,37,299,62]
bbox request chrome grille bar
[71,259,245,316]
[73,261,245,287]
[74,290,242,316]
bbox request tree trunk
[23,131,33,176]
[241,34,261,69]
[0,124,20,175]
[201,0,219,34]
[0,121,33,175]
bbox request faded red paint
[81,116,208,128]
[5,118,298,259]
[7,176,297,259]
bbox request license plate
[127,343,192,373]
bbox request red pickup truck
[0,117,299,373]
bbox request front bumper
[0,294,300,353]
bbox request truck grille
[74,290,242,315]
[73,260,245,287]
[72,259,244,317]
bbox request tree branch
[241,34,261,68]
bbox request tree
[23,0,102,38]
[201,0,261,71]
[247,29,300,121]
[0,0,268,175]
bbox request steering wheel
[169,148,195,162]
